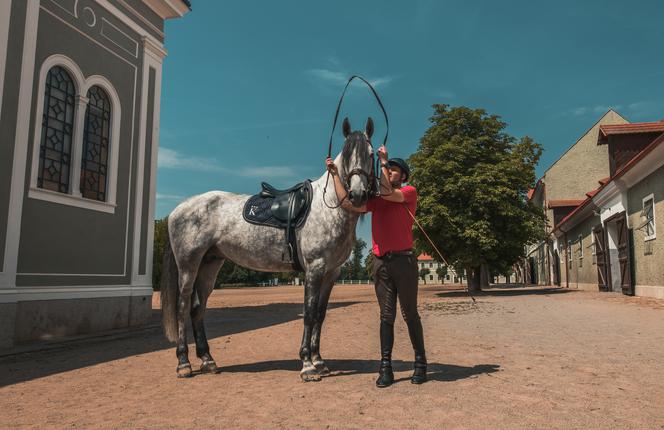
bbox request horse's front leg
[311,267,340,376]
[300,263,324,382]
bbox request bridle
[323,75,389,209]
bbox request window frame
[28,54,121,214]
[642,194,656,242]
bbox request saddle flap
[243,180,313,229]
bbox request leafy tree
[340,238,367,280]
[364,250,375,280]
[409,104,546,292]
[419,268,430,284]
[152,217,168,290]
[436,265,448,283]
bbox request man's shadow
[218,359,500,382]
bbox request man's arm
[377,146,405,203]
[326,157,367,213]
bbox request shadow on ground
[0,301,359,387]
[435,287,574,299]
[220,359,500,382]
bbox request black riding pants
[373,253,421,325]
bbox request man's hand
[326,157,338,176]
[378,145,388,162]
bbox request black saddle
[243,180,313,271]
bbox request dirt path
[1,284,663,429]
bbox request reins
[323,75,389,209]
[321,76,475,304]
[402,205,476,303]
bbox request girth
[242,180,313,271]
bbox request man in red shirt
[326,146,427,387]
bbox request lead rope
[403,204,476,303]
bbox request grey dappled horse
[161,117,375,381]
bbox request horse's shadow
[219,359,500,382]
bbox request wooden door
[593,226,609,292]
[615,212,634,296]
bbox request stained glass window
[38,66,76,193]
[80,86,111,201]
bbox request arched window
[38,66,76,193]
[80,85,111,201]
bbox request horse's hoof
[200,360,219,374]
[313,361,330,376]
[300,368,322,382]
[176,363,193,378]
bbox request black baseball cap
[386,158,410,182]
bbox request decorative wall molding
[24,8,139,277]
[0,0,13,126]
[0,284,152,303]
[28,54,122,214]
[3,0,40,293]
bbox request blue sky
[156,0,664,247]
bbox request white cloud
[306,67,396,88]
[156,193,185,201]
[158,147,297,179]
[306,68,348,85]
[436,90,455,99]
[158,147,223,172]
[236,166,296,178]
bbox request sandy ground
[1,284,664,429]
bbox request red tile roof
[598,121,664,144]
[555,132,664,233]
[547,199,585,209]
[417,253,433,261]
[527,188,534,200]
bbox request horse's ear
[365,117,374,139]
[342,117,351,138]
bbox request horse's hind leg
[311,267,340,376]
[191,256,225,374]
[175,267,198,378]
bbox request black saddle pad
[243,180,312,229]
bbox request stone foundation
[10,295,151,344]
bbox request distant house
[0,0,190,349]
[523,110,628,286]
[552,121,664,298]
[416,253,464,284]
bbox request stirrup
[282,243,294,263]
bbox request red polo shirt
[365,185,417,257]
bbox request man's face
[388,166,405,187]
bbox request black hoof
[313,360,330,376]
[176,363,193,378]
[300,367,322,382]
[200,360,219,374]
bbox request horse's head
[341,117,376,207]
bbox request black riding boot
[375,321,394,388]
[407,318,427,384]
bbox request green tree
[152,217,168,290]
[340,238,367,280]
[364,250,375,280]
[419,268,430,284]
[409,104,546,292]
[436,265,448,283]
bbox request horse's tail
[160,220,180,342]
